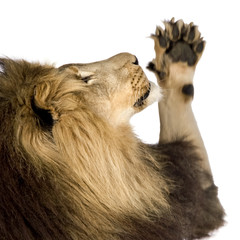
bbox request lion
[0,19,224,240]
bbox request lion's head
[0,53,160,129]
[58,53,161,125]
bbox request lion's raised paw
[156,17,205,66]
[147,18,205,83]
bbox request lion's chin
[146,81,162,105]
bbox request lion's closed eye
[79,72,95,84]
[81,75,93,83]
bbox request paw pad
[148,18,206,79]
[162,19,204,51]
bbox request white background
[1,0,239,239]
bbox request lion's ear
[31,97,54,130]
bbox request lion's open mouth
[133,83,151,107]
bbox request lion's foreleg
[158,66,212,179]
[148,19,212,186]
[147,19,225,237]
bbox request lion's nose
[132,56,139,65]
[106,53,139,68]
